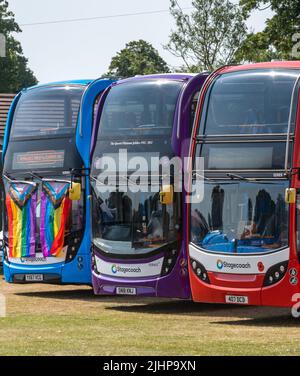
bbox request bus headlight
[161,249,178,276]
[190,258,210,284]
[91,251,100,275]
[3,245,8,262]
[65,230,83,263]
[263,261,288,287]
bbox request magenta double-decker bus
[90,73,208,298]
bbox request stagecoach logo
[216,259,251,271]
[111,264,142,275]
[111,264,118,274]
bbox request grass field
[0,276,300,355]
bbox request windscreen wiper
[28,172,43,181]
[227,173,257,182]
[26,169,88,180]
[90,175,124,187]
[2,173,37,185]
[69,167,90,177]
[91,173,169,186]
[26,172,71,184]
[3,171,38,182]
[192,171,216,182]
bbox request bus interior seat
[124,112,137,129]
[277,106,290,125]
[140,108,154,126]
[165,110,174,128]
[110,112,133,130]
[244,108,258,125]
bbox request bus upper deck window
[190,91,200,131]
[98,80,184,138]
[11,85,84,139]
[202,70,299,136]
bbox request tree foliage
[0,0,37,93]
[165,0,248,71]
[237,0,300,61]
[106,40,170,78]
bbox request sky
[8,0,274,84]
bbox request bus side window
[190,91,200,132]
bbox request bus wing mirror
[159,185,173,205]
[69,182,81,201]
[285,188,296,204]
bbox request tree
[165,0,248,71]
[237,0,300,61]
[0,0,37,93]
[106,40,170,78]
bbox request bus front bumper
[189,265,300,308]
[92,266,190,299]
[3,252,91,285]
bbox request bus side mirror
[69,182,81,201]
[285,188,296,204]
[159,185,173,205]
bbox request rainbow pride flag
[5,180,38,258]
[40,180,72,257]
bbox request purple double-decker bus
[90,73,208,298]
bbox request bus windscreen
[191,180,289,254]
[92,187,180,256]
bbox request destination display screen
[207,146,273,170]
[91,138,174,175]
[199,141,290,170]
[12,150,65,170]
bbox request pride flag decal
[5,180,38,258]
[40,180,72,257]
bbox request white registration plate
[116,287,137,295]
[25,274,44,282]
[225,295,249,305]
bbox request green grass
[0,278,300,355]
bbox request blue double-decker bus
[2,78,114,284]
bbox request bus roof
[114,73,201,85]
[23,79,94,92]
[222,61,300,74]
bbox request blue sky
[8,0,273,83]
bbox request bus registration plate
[25,274,43,282]
[116,287,136,295]
[225,295,249,305]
